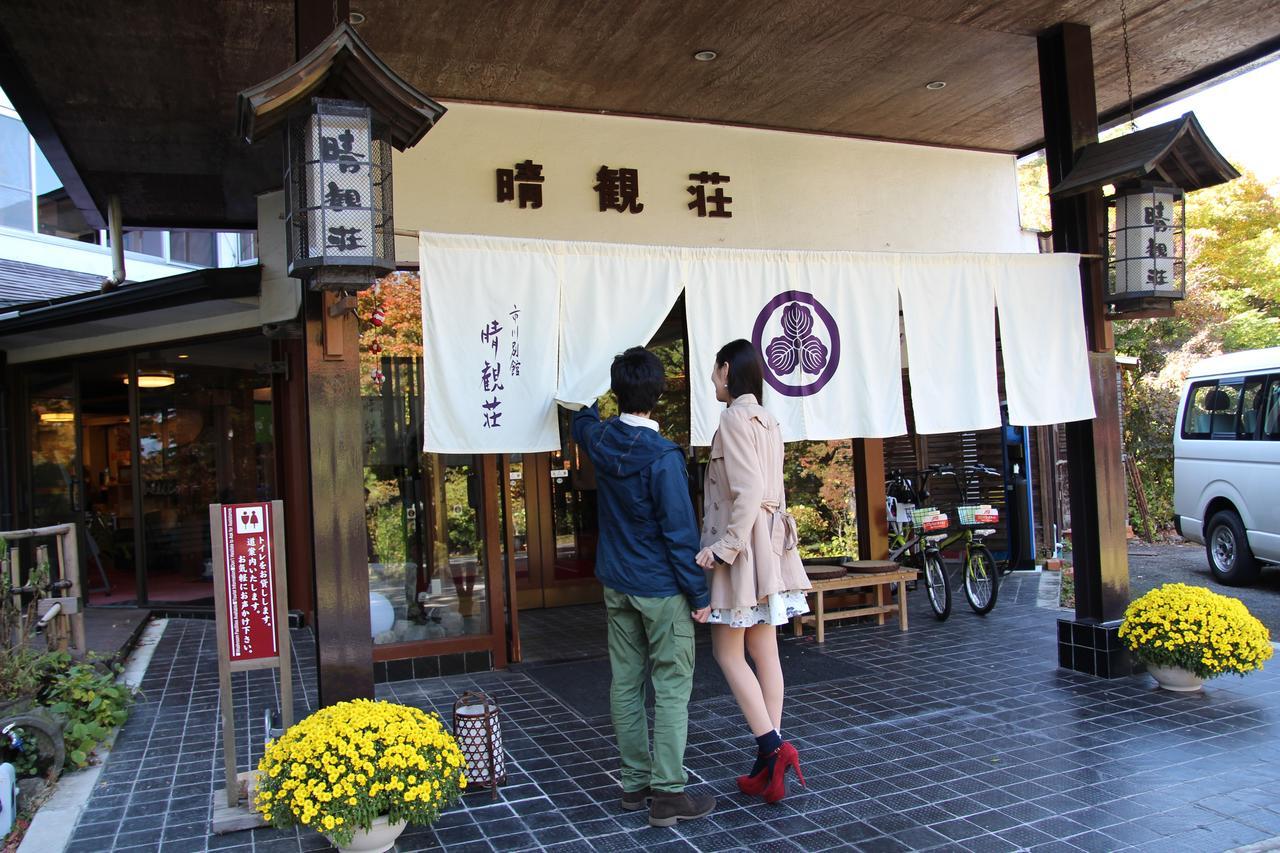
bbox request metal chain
[333,0,339,29]
[1120,0,1137,131]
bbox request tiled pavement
[65,574,1280,852]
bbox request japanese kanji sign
[496,160,544,208]
[299,103,376,261]
[218,502,279,662]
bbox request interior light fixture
[349,11,366,24]
[693,50,718,62]
[122,370,176,389]
[177,353,190,359]
[39,412,75,424]
[925,81,947,90]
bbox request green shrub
[39,653,132,770]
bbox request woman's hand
[695,547,718,570]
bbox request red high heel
[761,742,804,804]
[736,758,772,796]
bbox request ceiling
[0,0,1276,229]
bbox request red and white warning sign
[219,502,279,662]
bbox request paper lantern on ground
[452,691,505,799]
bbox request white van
[1173,346,1280,585]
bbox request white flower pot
[1147,664,1205,692]
[325,815,408,853]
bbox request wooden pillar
[853,439,888,560]
[1038,23,1130,627]
[294,0,371,704]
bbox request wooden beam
[295,0,371,707]
[1038,23,1130,623]
[853,439,888,561]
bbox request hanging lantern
[452,691,505,799]
[370,306,386,327]
[1106,182,1185,313]
[238,24,445,290]
[369,367,385,385]
[368,339,382,356]
[283,97,395,291]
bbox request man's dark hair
[715,339,765,402]
[611,346,665,414]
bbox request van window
[1239,378,1265,439]
[1183,381,1240,439]
[1264,377,1280,441]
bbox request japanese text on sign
[494,158,741,219]
[220,502,278,662]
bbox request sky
[1113,58,1280,186]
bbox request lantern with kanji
[1047,112,1238,318]
[1107,182,1185,308]
[452,691,505,798]
[283,97,395,291]
[236,24,445,291]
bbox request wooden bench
[791,562,917,643]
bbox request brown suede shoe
[620,786,651,811]
[648,789,716,827]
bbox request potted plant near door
[255,699,467,852]
[1118,583,1273,691]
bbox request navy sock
[749,730,783,776]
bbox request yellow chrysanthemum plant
[1118,583,1274,679]
[254,699,467,846]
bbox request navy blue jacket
[572,404,710,609]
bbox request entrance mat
[519,640,869,720]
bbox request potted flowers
[1118,583,1273,692]
[255,699,467,852]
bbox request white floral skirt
[707,590,810,629]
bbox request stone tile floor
[64,574,1280,852]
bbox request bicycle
[924,464,1002,616]
[886,465,953,620]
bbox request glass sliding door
[78,356,137,603]
[26,366,77,528]
[134,338,275,604]
[360,274,496,652]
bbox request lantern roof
[236,22,446,151]
[1050,111,1240,198]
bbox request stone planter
[1147,664,1205,692]
[324,815,408,853]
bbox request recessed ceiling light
[693,50,718,62]
[177,354,189,359]
[349,11,367,25]
[925,81,947,90]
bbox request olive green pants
[603,587,696,794]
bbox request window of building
[238,231,258,263]
[170,231,216,266]
[0,115,32,230]
[120,229,165,258]
[34,144,96,241]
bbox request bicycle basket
[909,506,937,526]
[957,505,1000,526]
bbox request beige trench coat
[701,394,811,610]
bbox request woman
[695,339,812,803]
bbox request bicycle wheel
[963,544,999,614]
[922,549,951,620]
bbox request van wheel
[1206,510,1259,586]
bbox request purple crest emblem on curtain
[751,290,841,398]
[765,303,830,376]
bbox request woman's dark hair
[611,346,665,413]
[715,339,764,402]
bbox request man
[572,346,716,828]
